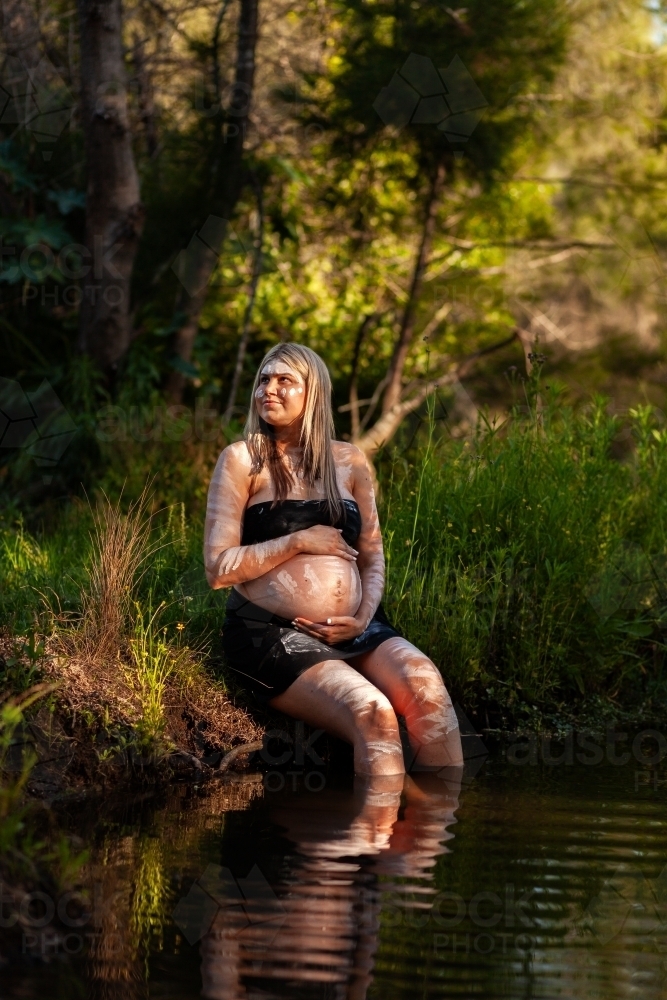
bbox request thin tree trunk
[347,313,376,440]
[381,160,446,415]
[77,0,145,379]
[131,32,158,157]
[355,332,518,457]
[223,177,263,422]
[166,0,259,404]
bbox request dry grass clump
[76,486,159,661]
[41,487,261,768]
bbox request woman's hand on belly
[239,553,362,622]
[291,615,366,644]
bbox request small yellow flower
[176,623,185,631]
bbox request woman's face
[255,360,306,428]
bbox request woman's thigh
[269,658,405,774]
[352,638,450,709]
[270,658,394,743]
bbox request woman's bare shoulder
[213,440,253,476]
[332,440,368,466]
[222,439,251,463]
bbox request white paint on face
[255,386,265,399]
[287,386,304,397]
[260,362,304,382]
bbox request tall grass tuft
[77,487,161,662]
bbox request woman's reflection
[200,770,462,999]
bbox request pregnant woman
[204,343,463,775]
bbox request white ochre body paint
[203,437,463,776]
[244,554,362,621]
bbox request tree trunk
[355,332,518,458]
[381,160,446,415]
[77,0,145,379]
[131,32,158,158]
[223,176,264,422]
[347,313,376,440]
[166,0,259,404]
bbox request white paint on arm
[347,445,385,627]
[203,443,302,589]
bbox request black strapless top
[241,498,362,547]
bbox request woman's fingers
[292,616,327,634]
[300,525,358,559]
[291,616,364,643]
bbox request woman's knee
[400,659,448,714]
[357,691,400,739]
[353,692,404,775]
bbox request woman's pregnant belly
[238,554,362,623]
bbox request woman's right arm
[203,443,357,589]
[204,443,298,589]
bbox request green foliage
[382,390,667,718]
[125,601,191,754]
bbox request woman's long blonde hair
[244,343,343,519]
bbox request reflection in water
[200,771,462,999]
[5,754,667,1000]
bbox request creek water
[3,734,667,999]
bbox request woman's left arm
[348,446,385,629]
[293,446,385,644]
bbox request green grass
[2,386,667,727]
[383,391,667,721]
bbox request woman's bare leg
[353,638,463,769]
[269,659,405,776]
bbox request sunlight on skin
[269,658,406,775]
[203,356,461,776]
[354,638,463,768]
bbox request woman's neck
[272,422,303,455]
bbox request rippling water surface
[3,739,667,999]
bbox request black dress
[221,498,401,705]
